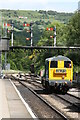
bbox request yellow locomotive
[41,55,73,94]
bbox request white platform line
[9,79,37,119]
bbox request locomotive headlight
[65,82,67,84]
[55,81,58,84]
[62,75,65,79]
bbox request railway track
[24,75,80,110]
[13,79,68,120]
[6,73,80,119]
[19,74,80,97]
[19,80,79,119]
[51,93,80,110]
[67,92,80,100]
[20,82,68,120]
[29,75,80,111]
[9,73,80,98]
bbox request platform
[0,78,36,119]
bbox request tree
[38,21,66,46]
[66,12,80,46]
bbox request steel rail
[19,80,69,120]
[54,93,80,110]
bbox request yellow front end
[49,60,73,83]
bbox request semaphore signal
[3,23,11,27]
[46,27,56,31]
[46,26,56,47]
[23,22,34,46]
[23,23,30,27]
[2,22,14,46]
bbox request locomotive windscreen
[64,61,71,68]
[50,61,57,68]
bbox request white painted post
[31,24,33,46]
[54,26,56,47]
[11,21,14,46]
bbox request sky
[0,0,79,13]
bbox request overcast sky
[0,0,79,13]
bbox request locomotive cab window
[50,61,57,68]
[64,61,71,68]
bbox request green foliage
[7,50,32,71]
[38,21,66,46]
[1,10,80,73]
[14,20,24,30]
[65,12,80,46]
[8,59,17,70]
[35,12,80,73]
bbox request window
[64,61,71,68]
[50,61,57,68]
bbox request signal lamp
[50,36,53,38]
[7,29,10,33]
[23,23,25,27]
[50,28,53,31]
[26,23,30,26]
[26,38,30,40]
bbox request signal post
[2,22,11,70]
[23,22,34,46]
[54,26,56,47]
[11,21,14,46]
[46,26,56,47]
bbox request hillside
[0,10,73,46]
[1,10,80,73]
[1,10,73,23]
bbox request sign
[56,69,66,73]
